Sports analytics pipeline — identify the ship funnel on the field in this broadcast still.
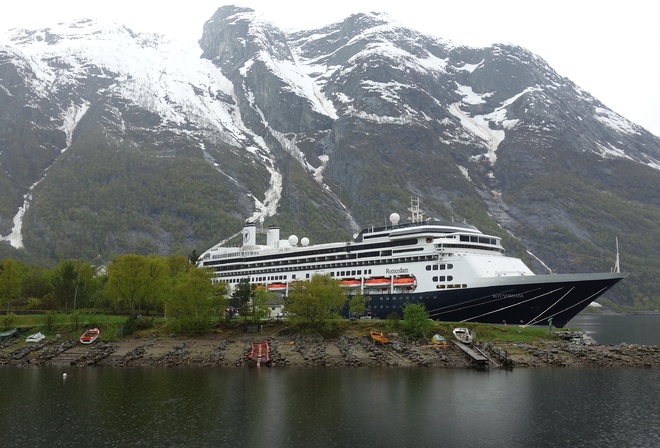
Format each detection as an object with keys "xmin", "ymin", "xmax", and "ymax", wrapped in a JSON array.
[
  {"xmin": 242, "ymin": 221, "xmax": 257, "ymax": 247},
  {"xmin": 267, "ymin": 226, "xmax": 280, "ymax": 247}
]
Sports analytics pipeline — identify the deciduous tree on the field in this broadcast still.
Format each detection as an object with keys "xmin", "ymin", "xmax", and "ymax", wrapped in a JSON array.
[
  {"xmin": 402, "ymin": 303, "xmax": 433, "ymax": 338},
  {"xmin": 105, "ymin": 254, "xmax": 168, "ymax": 317},
  {"xmin": 286, "ymin": 274, "xmax": 345, "ymax": 330}
]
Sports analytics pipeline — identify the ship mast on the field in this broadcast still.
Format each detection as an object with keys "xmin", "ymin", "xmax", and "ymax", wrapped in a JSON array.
[
  {"xmin": 408, "ymin": 197, "xmax": 425, "ymax": 223},
  {"xmin": 612, "ymin": 237, "xmax": 621, "ymax": 273}
]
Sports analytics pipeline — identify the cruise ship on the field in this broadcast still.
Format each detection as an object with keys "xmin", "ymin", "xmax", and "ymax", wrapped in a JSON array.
[{"xmin": 198, "ymin": 200, "xmax": 626, "ymax": 327}]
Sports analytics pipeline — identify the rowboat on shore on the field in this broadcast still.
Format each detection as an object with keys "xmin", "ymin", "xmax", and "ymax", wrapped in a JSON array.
[
  {"xmin": 0, "ymin": 327, "xmax": 18, "ymax": 343},
  {"xmin": 26, "ymin": 332, "xmax": 46, "ymax": 343},
  {"xmin": 453, "ymin": 327, "xmax": 475, "ymax": 344},
  {"xmin": 432, "ymin": 334, "xmax": 447, "ymax": 345},
  {"xmin": 370, "ymin": 329, "xmax": 389, "ymax": 344},
  {"xmin": 80, "ymin": 328, "xmax": 100, "ymax": 344}
]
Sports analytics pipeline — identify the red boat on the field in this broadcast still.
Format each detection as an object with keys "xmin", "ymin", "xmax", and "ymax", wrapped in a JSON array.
[
  {"xmin": 249, "ymin": 341, "xmax": 271, "ymax": 366},
  {"xmin": 80, "ymin": 328, "xmax": 100, "ymax": 344}
]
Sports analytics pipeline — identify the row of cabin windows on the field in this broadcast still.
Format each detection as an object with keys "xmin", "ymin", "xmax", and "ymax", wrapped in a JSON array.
[
  {"xmin": 213, "ymin": 255, "xmax": 436, "ymax": 278},
  {"xmin": 425, "ymin": 263, "xmax": 453, "ymax": 271},
  {"xmin": 208, "ymin": 238, "xmax": 418, "ymax": 267},
  {"xmin": 460, "ymin": 235, "xmax": 497, "ymax": 245},
  {"xmin": 439, "ymin": 243, "xmax": 504, "ymax": 253},
  {"xmin": 220, "ymin": 269, "xmax": 376, "ymax": 284},
  {"xmin": 432, "ymin": 276, "xmax": 453, "ymax": 282},
  {"xmin": 365, "ymin": 288, "xmax": 473, "ymax": 307}
]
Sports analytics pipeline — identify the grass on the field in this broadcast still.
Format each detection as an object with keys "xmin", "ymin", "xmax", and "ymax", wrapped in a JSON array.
[
  {"xmin": 3, "ymin": 312, "xmax": 567, "ymax": 345},
  {"xmin": 1, "ymin": 313, "xmax": 166, "ymax": 342},
  {"xmin": 334, "ymin": 319, "xmax": 562, "ymax": 344}
]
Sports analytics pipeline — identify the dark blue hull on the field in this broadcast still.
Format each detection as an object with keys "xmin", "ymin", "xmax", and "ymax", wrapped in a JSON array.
[{"xmin": 353, "ymin": 272, "xmax": 626, "ymax": 328}]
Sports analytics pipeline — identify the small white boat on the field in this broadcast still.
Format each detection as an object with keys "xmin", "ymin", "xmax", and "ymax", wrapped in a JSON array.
[
  {"xmin": 453, "ymin": 327, "xmax": 475, "ymax": 344},
  {"xmin": 25, "ymin": 332, "xmax": 46, "ymax": 343}
]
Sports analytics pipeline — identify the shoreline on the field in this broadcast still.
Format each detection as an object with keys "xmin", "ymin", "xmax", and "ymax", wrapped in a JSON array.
[{"xmin": 2, "ymin": 329, "xmax": 658, "ymax": 369}]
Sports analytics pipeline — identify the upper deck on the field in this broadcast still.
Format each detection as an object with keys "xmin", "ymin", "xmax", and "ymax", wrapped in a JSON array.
[{"xmin": 355, "ymin": 220, "xmax": 481, "ymax": 242}]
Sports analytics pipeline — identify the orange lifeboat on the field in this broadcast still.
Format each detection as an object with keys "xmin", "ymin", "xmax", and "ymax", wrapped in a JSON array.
[
  {"xmin": 393, "ymin": 276, "xmax": 416, "ymax": 286},
  {"xmin": 364, "ymin": 277, "xmax": 391, "ymax": 287},
  {"xmin": 340, "ymin": 279, "xmax": 361, "ymax": 288},
  {"xmin": 268, "ymin": 283, "xmax": 287, "ymax": 292}
]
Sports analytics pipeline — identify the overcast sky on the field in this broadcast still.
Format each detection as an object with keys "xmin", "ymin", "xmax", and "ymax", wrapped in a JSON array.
[{"xmin": 2, "ymin": 0, "xmax": 658, "ymax": 136}]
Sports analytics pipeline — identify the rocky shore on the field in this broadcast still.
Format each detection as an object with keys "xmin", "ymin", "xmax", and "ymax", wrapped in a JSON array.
[{"xmin": 1, "ymin": 328, "xmax": 658, "ymax": 369}]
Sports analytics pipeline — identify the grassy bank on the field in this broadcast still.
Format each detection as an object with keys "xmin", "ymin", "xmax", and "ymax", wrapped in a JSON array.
[{"xmin": 3, "ymin": 313, "xmax": 564, "ymax": 345}]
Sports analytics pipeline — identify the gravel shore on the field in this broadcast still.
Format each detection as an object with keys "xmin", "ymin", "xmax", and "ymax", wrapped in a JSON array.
[{"xmin": 2, "ymin": 326, "xmax": 658, "ymax": 369}]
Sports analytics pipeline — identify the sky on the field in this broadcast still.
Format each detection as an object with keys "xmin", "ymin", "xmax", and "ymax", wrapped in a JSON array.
[{"xmin": 1, "ymin": 0, "xmax": 658, "ymax": 136}]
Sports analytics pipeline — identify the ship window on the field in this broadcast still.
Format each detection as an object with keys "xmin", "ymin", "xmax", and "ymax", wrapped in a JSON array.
[
  {"xmin": 433, "ymin": 265, "xmax": 438, "ymax": 271},
  {"xmin": 426, "ymin": 265, "xmax": 431, "ymax": 271},
  {"xmin": 447, "ymin": 276, "xmax": 453, "ymax": 281},
  {"xmin": 439, "ymin": 276, "xmax": 445, "ymax": 281},
  {"xmin": 448, "ymin": 264, "xmax": 453, "ymax": 269},
  {"xmin": 460, "ymin": 235, "xmax": 469, "ymax": 242},
  {"xmin": 433, "ymin": 276, "xmax": 438, "ymax": 282},
  {"xmin": 439, "ymin": 265, "xmax": 445, "ymax": 270}
]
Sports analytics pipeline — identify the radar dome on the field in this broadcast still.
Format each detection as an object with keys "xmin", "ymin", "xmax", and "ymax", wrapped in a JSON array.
[
  {"xmin": 390, "ymin": 213, "xmax": 400, "ymax": 225},
  {"xmin": 288, "ymin": 235, "xmax": 299, "ymax": 246},
  {"xmin": 301, "ymin": 237, "xmax": 310, "ymax": 247}
]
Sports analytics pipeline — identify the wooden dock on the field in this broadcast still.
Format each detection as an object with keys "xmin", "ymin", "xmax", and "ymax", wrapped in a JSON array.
[{"xmin": 452, "ymin": 340, "xmax": 489, "ymax": 369}]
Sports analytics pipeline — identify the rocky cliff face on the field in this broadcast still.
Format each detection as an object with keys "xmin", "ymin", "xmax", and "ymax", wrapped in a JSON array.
[{"xmin": 1, "ymin": 6, "xmax": 658, "ymax": 308}]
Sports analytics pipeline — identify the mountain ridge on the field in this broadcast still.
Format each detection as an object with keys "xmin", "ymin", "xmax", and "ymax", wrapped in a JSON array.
[{"xmin": 0, "ymin": 5, "xmax": 658, "ymax": 309}]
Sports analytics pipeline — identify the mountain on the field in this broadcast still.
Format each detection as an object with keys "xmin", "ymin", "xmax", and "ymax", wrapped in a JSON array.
[{"xmin": 0, "ymin": 6, "xmax": 658, "ymax": 309}]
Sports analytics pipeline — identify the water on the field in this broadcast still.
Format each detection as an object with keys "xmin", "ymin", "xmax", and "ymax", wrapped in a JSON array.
[
  {"xmin": 2, "ymin": 314, "xmax": 658, "ymax": 448},
  {"xmin": 568, "ymin": 313, "xmax": 660, "ymax": 345}
]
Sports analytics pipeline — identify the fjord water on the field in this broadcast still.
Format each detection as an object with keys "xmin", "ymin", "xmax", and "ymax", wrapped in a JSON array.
[
  {"xmin": 2, "ymin": 315, "xmax": 658, "ymax": 448},
  {"xmin": 568, "ymin": 313, "xmax": 660, "ymax": 345}
]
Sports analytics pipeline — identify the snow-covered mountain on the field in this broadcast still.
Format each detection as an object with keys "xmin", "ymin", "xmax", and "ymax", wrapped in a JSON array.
[{"xmin": 1, "ymin": 6, "xmax": 658, "ymax": 308}]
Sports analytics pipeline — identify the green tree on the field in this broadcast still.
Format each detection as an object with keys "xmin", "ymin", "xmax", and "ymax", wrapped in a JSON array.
[
  {"xmin": 348, "ymin": 292, "xmax": 369, "ymax": 318},
  {"xmin": 402, "ymin": 303, "xmax": 433, "ymax": 338},
  {"xmin": 249, "ymin": 289, "xmax": 271, "ymax": 323},
  {"xmin": 51, "ymin": 260, "xmax": 80, "ymax": 311},
  {"xmin": 21, "ymin": 264, "xmax": 52, "ymax": 306},
  {"xmin": 167, "ymin": 267, "xmax": 227, "ymax": 334},
  {"xmin": 105, "ymin": 254, "xmax": 169, "ymax": 317},
  {"xmin": 0, "ymin": 259, "xmax": 26, "ymax": 313},
  {"xmin": 286, "ymin": 274, "xmax": 346, "ymax": 330},
  {"xmin": 50, "ymin": 260, "xmax": 88, "ymax": 311},
  {"xmin": 231, "ymin": 278, "xmax": 254, "ymax": 319}
]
